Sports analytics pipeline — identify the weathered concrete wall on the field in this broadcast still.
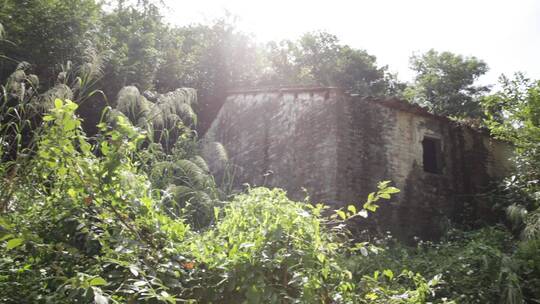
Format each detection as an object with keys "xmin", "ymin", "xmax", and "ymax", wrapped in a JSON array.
[
  {"xmin": 204, "ymin": 88, "xmax": 344, "ymax": 202},
  {"xmin": 335, "ymin": 97, "xmax": 513, "ymax": 239},
  {"xmin": 204, "ymin": 88, "xmax": 513, "ymax": 240}
]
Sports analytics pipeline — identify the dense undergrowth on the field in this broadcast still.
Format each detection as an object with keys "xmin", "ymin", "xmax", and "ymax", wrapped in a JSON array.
[
  {"xmin": 1, "ymin": 5, "xmax": 540, "ymax": 300},
  {"xmin": 0, "ymin": 99, "xmax": 439, "ymax": 303},
  {"xmin": 0, "ymin": 63, "xmax": 538, "ymax": 303},
  {"xmin": 1, "ymin": 95, "xmax": 539, "ymax": 303}
]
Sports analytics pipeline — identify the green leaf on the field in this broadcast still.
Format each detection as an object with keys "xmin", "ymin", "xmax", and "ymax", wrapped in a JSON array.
[
  {"xmin": 89, "ymin": 277, "xmax": 107, "ymax": 286},
  {"xmin": 363, "ymin": 201, "xmax": 379, "ymax": 212},
  {"xmin": 336, "ymin": 210, "xmax": 347, "ymax": 220},
  {"xmin": 0, "ymin": 234, "xmax": 13, "ymax": 241},
  {"xmin": 80, "ymin": 140, "xmax": 91, "ymax": 154},
  {"xmin": 383, "ymin": 269, "xmax": 394, "ymax": 280},
  {"xmin": 214, "ymin": 206, "xmax": 220, "ymax": 221},
  {"xmin": 67, "ymin": 189, "xmax": 77, "ymax": 198},
  {"xmin": 379, "ymin": 193, "xmax": 391, "ymax": 199},
  {"xmin": 377, "ymin": 180, "xmax": 390, "ymax": 189},
  {"xmin": 42, "ymin": 115, "xmax": 54, "ymax": 122},
  {"xmin": 65, "ymin": 100, "xmax": 78, "ymax": 111},
  {"xmin": 347, "ymin": 205, "xmax": 356, "ymax": 214},
  {"xmin": 160, "ymin": 291, "xmax": 176, "ymax": 303},
  {"xmin": 63, "ymin": 119, "xmax": 77, "ymax": 131},
  {"xmin": 239, "ymin": 242, "xmax": 255, "ymax": 249},
  {"xmin": 54, "ymin": 99, "xmax": 63, "ymax": 109},
  {"xmin": 429, "ymin": 273, "xmax": 442, "ymax": 286},
  {"xmin": 133, "ymin": 280, "xmax": 146, "ymax": 287},
  {"xmin": 366, "ymin": 292, "xmax": 378, "ymax": 300},
  {"xmin": 385, "ymin": 186, "xmax": 400, "ymax": 194},
  {"xmin": 6, "ymin": 238, "xmax": 24, "ymax": 250},
  {"xmin": 100, "ymin": 142, "xmax": 110, "ymax": 155}
]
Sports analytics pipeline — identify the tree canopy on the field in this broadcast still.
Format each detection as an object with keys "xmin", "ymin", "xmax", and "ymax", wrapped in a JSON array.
[
  {"xmin": 261, "ymin": 31, "xmax": 401, "ymax": 96},
  {"xmin": 406, "ymin": 49, "xmax": 489, "ymax": 118},
  {"xmin": 0, "ymin": 0, "xmax": 101, "ymax": 86}
]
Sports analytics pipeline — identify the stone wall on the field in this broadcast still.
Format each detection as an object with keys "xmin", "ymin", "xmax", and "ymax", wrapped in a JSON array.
[
  {"xmin": 335, "ymin": 97, "xmax": 513, "ymax": 239},
  {"xmin": 204, "ymin": 88, "xmax": 513, "ymax": 240},
  {"xmin": 204, "ymin": 88, "xmax": 345, "ymax": 202}
]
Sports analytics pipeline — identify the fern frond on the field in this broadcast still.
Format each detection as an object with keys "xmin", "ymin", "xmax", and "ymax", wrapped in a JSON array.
[
  {"xmin": 164, "ymin": 184, "xmax": 215, "ymax": 228},
  {"xmin": 155, "ymin": 88, "xmax": 198, "ymax": 127},
  {"xmin": 166, "ymin": 184, "xmax": 197, "ymax": 200},
  {"xmin": 157, "ymin": 88, "xmax": 197, "ymax": 106},
  {"xmin": 523, "ymin": 208, "xmax": 540, "ymax": 239},
  {"xmin": 116, "ymin": 86, "xmax": 151, "ymax": 125},
  {"xmin": 114, "ymin": 86, "xmax": 197, "ymax": 150},
  {"xmin": 42, "ymin": 84, "xmax": 74, "ymax": 110},
  {"xmin": 498, "ymin": 255, "xmax": 523, "ymax": 304},
  {"xmin": 506, "ymin": 204, "xmax": 527, "ymax": 227},
  {"xmin": 202, "ymin": 141, "xmax": 229, "ymax": 172},
  {"xmin": 191, "ymin": 155, "xmax": 210, "ymax": 173},
  {"xmin": 174, "ymin": 159, "xmax": 210, "ymax": 188},
  {"xmin": 78, "ymin": 48, "xmax": 105, "ymax": 81}
]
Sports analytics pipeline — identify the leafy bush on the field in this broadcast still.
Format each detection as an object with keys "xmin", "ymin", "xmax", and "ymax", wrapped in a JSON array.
[
  {"xmin": 513, "ymin": 239, "xmax": 540, "ymax": 301},
  {"xmin": 111, "ymin": 85, "xmax": 224, "ymax": 229},
  {"xmin": 482, "ymin": 73, "xmax": 540, "ymax": 239},
  {"xmin": 0, "ymin": 100, "xmax": 190, "ymax": 303},
  {"xmin": 350, "ymin": 227, "xmax": 527, "ymax": 303},
  {"xmin": 0, "ymin": 99, "xmax": 437, "ymax": 303},
  {"xmin": 185, "ymin": 187, "xmax": 355, "ymax": 303}
]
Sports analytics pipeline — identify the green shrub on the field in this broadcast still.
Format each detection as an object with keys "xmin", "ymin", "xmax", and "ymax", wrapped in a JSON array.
[
  {"xmin": 514, "ymin": 239, "xmax": 540, "ymax": 301},
  {"xmin": 0, "ymin": 100, "xmax": 191, "ymax": 303},
  {"xmin": 184, "ymin": 187, "xmax": 355, "ymax": 303},
  {"xmin": 350, "ymin": 227, "xmax": 525, "ymax": 303},
  {"xmin": 0, "ymin": 99, "xmax": 435, "ymax": 303}
]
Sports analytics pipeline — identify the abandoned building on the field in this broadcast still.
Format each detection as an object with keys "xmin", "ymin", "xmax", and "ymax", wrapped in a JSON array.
[{"xmin": 203, "ymin": 87, "xmax": 513, "ymax": 240}]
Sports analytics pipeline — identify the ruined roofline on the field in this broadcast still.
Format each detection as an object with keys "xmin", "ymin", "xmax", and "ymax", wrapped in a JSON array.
[
  {"xmin": 227, "ymin": 86, "xmax": 343, "ymax": 95},
  {"xmin": 227, "ymin": 87, "xmax": 432, "ymax": 116},
  {"xmin": 226, "ymin": 86, "xmax": 452, "ymax": 123},
  {"xmin": 225, "ymin": 86, "xmax": 494, "ymax": 135},
  {"xmin": 358, "ymin": 96, "xmax": 497, "ymax": 136},
  {"xmin": 229, "ymin": 87, "xmax": 428, "ymax": 119},
  {"xmin": 358, "ymin": 96, "xmax": 450, "ymax": 122}
]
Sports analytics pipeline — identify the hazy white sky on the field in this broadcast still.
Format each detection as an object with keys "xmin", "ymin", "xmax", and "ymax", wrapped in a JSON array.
[{"xmin": 164, "ymin": 0, "xmax": 540, "ymax": 85}]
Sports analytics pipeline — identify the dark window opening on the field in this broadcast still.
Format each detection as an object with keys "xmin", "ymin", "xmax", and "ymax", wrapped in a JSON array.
[{"xmin": 422, "ymin": 137, "xmax": 442, "ymax": 174}]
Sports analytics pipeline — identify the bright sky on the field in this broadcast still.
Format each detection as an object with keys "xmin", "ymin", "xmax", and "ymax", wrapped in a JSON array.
[{"xmin": 164, "ymin": 0, "xmax": 540, "ymax": 85}]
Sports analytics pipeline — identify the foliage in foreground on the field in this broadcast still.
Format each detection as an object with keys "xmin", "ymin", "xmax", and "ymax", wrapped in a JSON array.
[
  {"xmin": 483, "ymin": 73, "xmax": 540, "ymax": 240},
  {"xmin": 353, "ymin": 227, "xmax": 516, "ymax": 303},
  {"xmin": 0, "ymin": 100, "xmax": 438, "ymax": 303}
]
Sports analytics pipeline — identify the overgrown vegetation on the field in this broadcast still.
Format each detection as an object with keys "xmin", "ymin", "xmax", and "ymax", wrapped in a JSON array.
[
  {"xmin": 1, "ymin": 1, "xmax": 540, "ymax": 303},
  {"xmin": 0, "ymin": 95, "xmax": 439, "ymax": 302}
]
